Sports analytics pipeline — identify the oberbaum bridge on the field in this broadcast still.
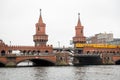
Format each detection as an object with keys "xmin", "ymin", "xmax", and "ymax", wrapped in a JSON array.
[{"xmin": 0, "ymin": 9, "xmax": 120, "ymax": 67}]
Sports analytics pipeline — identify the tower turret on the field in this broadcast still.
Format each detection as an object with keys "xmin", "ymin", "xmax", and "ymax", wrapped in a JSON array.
[
  {"xmin": 33, "ymin": 9, "xmax": 48, "ymax": 46},
  {"xmin": 73, "ymin": 13, "xmax": 86, "ymax": 44}
]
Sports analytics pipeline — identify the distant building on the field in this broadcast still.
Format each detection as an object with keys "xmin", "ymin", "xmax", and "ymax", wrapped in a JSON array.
[
  {"xmin": 87, "ymin": 33, "xmax": 113, "ymax": 44},
  {"xmin": 108, "ymin": 38, "xmax": 120, "ymax": 45}
]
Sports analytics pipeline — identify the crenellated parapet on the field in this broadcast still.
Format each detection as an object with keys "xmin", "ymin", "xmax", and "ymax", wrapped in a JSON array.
[
  {"xmin": 8, "ymin": 44, "xmax": 53, "ymax": 53},
  {"xmin": 0, "ymin": 40, "xmax": 9, "ymax": 55}
]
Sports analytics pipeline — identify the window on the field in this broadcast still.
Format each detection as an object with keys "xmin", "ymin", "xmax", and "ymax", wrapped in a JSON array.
[
  {"xmin": 38, "ymin": 27, "xmax": 40, "ymax": 31},
  {"xmin": 81, "ymin": 30, "xmax": 83, "ymax": 33}
]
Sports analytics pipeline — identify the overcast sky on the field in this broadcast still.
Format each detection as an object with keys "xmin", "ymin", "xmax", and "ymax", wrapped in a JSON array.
[{"xmin": 0, "ymin": 0, "xmax": 120, "ymax": 47}]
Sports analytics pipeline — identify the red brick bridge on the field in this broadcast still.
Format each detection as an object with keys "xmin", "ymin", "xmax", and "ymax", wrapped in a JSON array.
[
  {"xmin": 112, "ymin": 55, "xmax": 120, "ymax": 64},
  {"xmin": 0, "ymin": 54, "xmax": 56, "ymax": 67}
]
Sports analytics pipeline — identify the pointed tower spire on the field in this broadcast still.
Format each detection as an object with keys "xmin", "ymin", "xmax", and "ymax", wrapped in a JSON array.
[
  {"xmin": 73, "ymin": 12, "xmax": 86, "ymax": 46},
  {"xmin": 38, "ymin": 9, "xmax": 43, "ymax": 24},
  {"xmin": 77, "ymin": 13, "xmax": 81, "ymax": 26},
  {"xmin": 34, "ymin": 9, "xmax": 48, "ymax": 46}
]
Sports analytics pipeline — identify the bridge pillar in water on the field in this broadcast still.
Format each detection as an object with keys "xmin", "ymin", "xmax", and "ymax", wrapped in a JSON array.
[
  {"xmin": 0, "ymin": 55, "xmax": 17, "ymax": 67},
  {"xmin": 56, "ymin": 52, "xmax": 70, "ymax": 66},
  {"xmin": 5, "ymin": 55, "xmax": 17, "ymax": 67}
]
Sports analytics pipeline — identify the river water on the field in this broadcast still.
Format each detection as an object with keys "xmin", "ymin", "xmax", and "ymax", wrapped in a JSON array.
[{"xmin": 0, "ymin": 65, "xmax": 120, "ymax": 80}]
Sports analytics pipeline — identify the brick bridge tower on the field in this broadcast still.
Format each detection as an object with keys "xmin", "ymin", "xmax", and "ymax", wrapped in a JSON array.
[
  {"xmin": 33, "ymin": 9, "xmax": 48, "ymax": 46},
  {"xmin": 73, "ymin": 13, "xmax": 86, "ymax": 54},
  {"xmin": 73, "ymin": 13, "xmax": 86, "ymax": 44}
]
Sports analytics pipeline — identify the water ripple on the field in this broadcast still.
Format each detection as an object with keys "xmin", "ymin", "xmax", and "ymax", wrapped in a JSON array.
[{"xmin": 0, "ymin": 65, "xmax": 120, "ymax": 80}]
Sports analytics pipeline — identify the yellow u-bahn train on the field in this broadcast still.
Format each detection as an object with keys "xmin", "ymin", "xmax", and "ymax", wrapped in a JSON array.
[{"xmin": 75, "ymin": 43, "xmax": 120, "ymax": 49}]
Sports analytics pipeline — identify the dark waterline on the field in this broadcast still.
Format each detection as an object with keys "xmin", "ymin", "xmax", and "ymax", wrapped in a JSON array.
[{"xmin": 0, "ymin": 65, "xmax": 120, "ymax": 80}]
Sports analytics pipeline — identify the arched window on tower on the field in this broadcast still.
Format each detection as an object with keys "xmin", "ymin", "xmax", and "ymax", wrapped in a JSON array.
[
  {"xmin": 38, "ymin": 26, "xmax": 40, "ymax": 31},
  {"xmin": 81, "ymin": 30, "xmax": 83, "ymax": 33}
]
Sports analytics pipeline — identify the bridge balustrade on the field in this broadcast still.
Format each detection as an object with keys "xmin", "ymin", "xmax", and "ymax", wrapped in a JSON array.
[
  {"xmin": 74, "ymin": 54, "xmax": 100, "ymax": 57},
  {"xmin": 0, "ymin": 52, "xmax": 55, "ymax": 57}
]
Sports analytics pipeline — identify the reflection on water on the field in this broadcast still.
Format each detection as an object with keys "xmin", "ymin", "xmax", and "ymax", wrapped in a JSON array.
[
  {"xmin": 17, "ymin": 61, "xmax": 33, "ymax": 66},
  {"xmin": 0, "ymin": 65, "xmax": 120, "ymax": 80}
]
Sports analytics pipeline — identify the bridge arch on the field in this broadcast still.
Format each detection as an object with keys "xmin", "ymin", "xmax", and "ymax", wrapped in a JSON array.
[
  {"xmin": 16, "ymin": 58, "xmax": 55, "ymax": 66},
  {"xmin": 37, "ymin": 50, "xmax": 40, "ymax": 53},
  {"xmin": 87, "ymin": 51, "xmax": 90, "ymax": 54},
  {"xmin": 0, "ymin": 61, "xmax": 5, "ymax": 67},
  {"xmin": 1, "ymin": 50, "xmax": 6, "ymax": 56},
  {"xmin": 45, "ymin": 50, "xmax": 49, "ymax": 53},
  {"xmin": 115, "ymin": 60, "xmax": 120, "ymax": 65},
  {"xmin": 93, "ymin": 51, "xmax": 95, "ymax": 54}
]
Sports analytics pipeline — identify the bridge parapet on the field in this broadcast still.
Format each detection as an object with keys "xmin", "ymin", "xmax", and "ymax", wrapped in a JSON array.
[
  {"xmin": 73, "ymin": 54, "xmax": 100, "ymax": 57},
  {"xmin": 16, "ymin": 54, "xmax": 56, "ymax": 57},
  {"xmin": 13, "ymin": 52, "xmax": 55, "ymax": 56}
]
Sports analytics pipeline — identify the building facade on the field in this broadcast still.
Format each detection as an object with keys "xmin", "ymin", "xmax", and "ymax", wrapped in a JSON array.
[
  {"xmin": 87, "ymin": 33, "xmax": 113, "ymax": 44},
  {"xmin": 108, "ymin": 38, "xmax": 120, "ymax": 45}
]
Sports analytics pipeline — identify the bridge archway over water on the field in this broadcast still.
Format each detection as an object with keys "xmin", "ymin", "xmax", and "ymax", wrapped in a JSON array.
[
  {"xmin": 115, "ymin": 60, "xmax": 120, "ymax": 65},
  {"xmin": 17, "ymin": 59, "xmax": 55, "ymax": 66},
  {"xmin": 0, "ymin": 62, "xmax": 5, "ymax": 67}
]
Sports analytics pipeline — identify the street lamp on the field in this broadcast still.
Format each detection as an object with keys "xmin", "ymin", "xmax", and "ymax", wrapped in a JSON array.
[
  {"xmin": 10, "ymin": 41, "xmax": 11, "ymax": 46},
  {"xmin": 58, "ymin": 41, "xmax": 60, "ymax": 48}
]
